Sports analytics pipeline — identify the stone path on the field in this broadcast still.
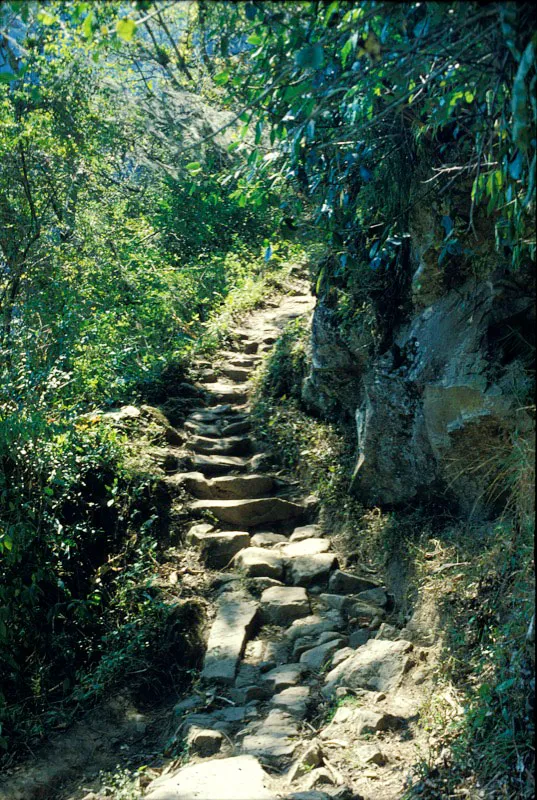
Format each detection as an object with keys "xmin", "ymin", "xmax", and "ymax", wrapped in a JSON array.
[{"xmin": 145, "ymin": 292, "xmax": 432, "ymax": 800}]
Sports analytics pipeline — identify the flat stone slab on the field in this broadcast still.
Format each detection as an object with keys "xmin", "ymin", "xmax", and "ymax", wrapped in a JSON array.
[
  {"xmin": 188, "ymin": 406, "xmax": 235, "ymax": 422},
  {"xmin": 189, "ymin": 434, "xmax": 252, "ymax": 457},
  {"xmin": 145, "ymin": 755, "xmax": 275, "ymax": 800},
  {"xmin": 220, "ymin": 352, "xmax": 261, "ymax": 366},
  {"xmin": 285, "ymin": 612, "xmax": 344, "ymax": 643},
  {"xmin": 271, "ymin": 685, "xmax": 310, "ymax": 717},
  {"xmin": 262, "ymin": 663, "xmax": 305, "ymax": 692},
  {"xmin": 182, "ymin": 472, "xmax": 274, "ymax": 500},
  {"xmin": 289, "ymin": 524, "xmax": 322, "ymax": 542},
  {"xmin": 184, "ymin": 420, "xmax": 222, "ymax": 437},
  {"xmin": 280, "ymin": 538, "xmax": 330, "ymax": 557},
  {"xmin": 241, "ymin": 709, "xmax": 299, "ymax": 761},
  {"xmin": 260, "ymin": 586, "xmax": 311, "ymax": 625},
  {"xmin": 234, "ymin": 548, "xmax": 285, "ymax": 579},
  {"xmin": 220, "ymin": 365, "xmax": 251, "ymax": 382},
  {"xmin": 191, "ymin": 454, "xmax": 250, "ymax": 475},
  {"xmin": 201, "ymin": 592, "xmax": 259, "ymax": 685},
  {"xmin": 299, "ymin": 638, "xmax": 345, "ymax": 671},
  {"xmin": 328, "ymin": 570, "xmax": 381, "ymax": 595},
  {"xmin": 199, "ymin": 532, "xmax": 251, "ymax": 569},
  {"xmin": 221, "ymin": 419, "xmax": 251, "ymax": 437},
  {"xmin": 287, "ymin": 554, "xmax": 338, "ymax": 587},
  {"xmin": 251, "ymin": 532, "xmax": 288, "ymax": 547},
  {"xmin": 322, "ymin": 638, "xmax": 414, "ymax": 697},
  {"xmin": 202, "ymin": 382, "xmax": 249, "ymax": 404},
  {"xmin": 190, "ymin": 497, "xmax": 304, "ymax": 527}
]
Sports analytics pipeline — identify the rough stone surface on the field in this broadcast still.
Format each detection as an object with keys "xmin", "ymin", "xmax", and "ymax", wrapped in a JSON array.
[
  {"xmin": 251, "ymin": 532, "xmax": 288, "ymax": 547},
  {"xmin": 234, "ymin": 548, "xmax": 285, "ymax": 580},
  {"xmin": 241, "ymin": 709, "xmax": 299, "ymax": 762},
  {"xmin": 198, "ymin": 532, "xmax": 250, "ymax": 569},
  {"xmin": 323, "ymin": 638, "xmax": 413, "ymax": 696},
  {"xmin": 201, "ymin": 593, "xmax": 259, "ymax": 685},
  {"xmin": 355, "ymin": 743, "xmax": 386, "ymax": 766},
  {"xmin": 375, "ymin": 623, "xmax": 401, "ymax": 640},
  {"xmin": 287, "ymin": 553, "xmax": 337, "ymax": 587},
  {"xmin": 345, "ymin": 599, "xmax": 385, "ymax": 621},
  {"xmin": 189, "ymin": 434, "xmax": 252, "ymax": 457},
  {"xmin": 286, "ymin": 613, "xmax": 343, "ymax": 643},
  {"xmin": 183, "ymin": 473, "xmax": 274, "ymax": 500},
  {"xmin": 191, "ymin": 453, "xmax": 250, "ymax": 475},
  {"xmin": 186, "ymin": 522, "xmax": 214, "ymax": 544},
  {"xmin": 271, "ymin": 686, "xmax": 310, "ymax": 717},
  {"xmin": 356, "ymin": 587, "xmax": 388, "ymax": 607},
  {"xmin": 281, "ymin": 538, "xmax": 331, "ymax": 558},
  {"xmin": 260, "ymin": 586, "xmax": 311, "ymax": 626},
  {"xmin": 331, "ymin": 647, "xmax": 355, "ymax": 668},
  {"xmin": 355, "ymin": 707, "xmax": 404, "ymax": 734},
  {"xmin": 186, "ymin": 727, "xmax": 224, "ymax": 757},
  {"xmin": 262, "ymin": 663, "xmax": 304, "ymax": 692},
  {"xmin": 349, "ymin": 629, "xmax": 371, "ymax": 648},
  {"xmin": 202, "ymin": 382, "xmax": 249, "ymax": 404},
  {"xmin": 144, "ymin": 755, "xmax": 275, "ymax": 800},
  {"xmin": 191, "ymin": 497, "xmax": 304, "ymax": 527},
  {"xmin": 222, "ymin": 419, "xmax": 251, "ymax": 437},
  {"xmin": 299, "ymin": 638, "xmax": 345, "ymax": 671},
  {"xmin": 287, "ymin": 743, "xmax": 324, "ymax": 783},
  {"xmin": 328, "ymin": 570, "xmax": 380, "ymax": 595},
  {"xmin": 289, "ymin": 524, "xmax": 322, "ymax": 542}
]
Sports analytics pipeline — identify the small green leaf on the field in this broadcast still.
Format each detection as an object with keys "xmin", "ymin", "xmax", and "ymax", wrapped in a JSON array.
[
  {"xmin": 82, "ymin": 10, "xmax": 95, "ymax": 39},
  {"xmin": 247, "ymin": 33, "xmax": 262, "ymax": 46},
  {"xmin": 213, "ymin": 70, "xmax": 229, "ymax": 86},
  {"xmin": 295, "ymin": 43, "xmax": 324, "ymax": 70},
  {"xmin": 37, "ymin": 10, "xmax": 56, "ymax": 25},
  {"xmin": 186, "ymin": 161, "xmax": 202, "ymax": 175},
  {"xmin": 116, "ymin": 18, "xmax": 136, "ymax": 42}
]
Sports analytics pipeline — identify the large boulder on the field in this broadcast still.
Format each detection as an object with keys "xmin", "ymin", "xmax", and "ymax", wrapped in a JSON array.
[
  {"xmin": 352, "ymin": 279, "xmax": 534, "ymax": 510},
  {"xmin": 322, "ymin": 638, "xmax": 413, "ymax": 697}
]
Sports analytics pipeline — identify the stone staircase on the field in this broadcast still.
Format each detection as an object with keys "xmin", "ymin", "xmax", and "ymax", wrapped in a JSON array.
[{"xmin": 144, "ymin": 294, "xmax": 431, "ymax": 800}]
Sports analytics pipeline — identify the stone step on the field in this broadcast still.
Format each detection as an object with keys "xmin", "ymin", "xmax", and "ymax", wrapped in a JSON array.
[
  {"xmin": 221, "ymin": 419, "xmax": 251, "ymax": 437},
  {"xmin": 144, "ymin": 755, "xmax": 275, "ymax": 800},
  {"xmin": 240, "ymin": 709, "xmax": 299, "ymax": 762},
  {"xmin": 234, "ymin": 547, "xmax": 285, "ymax": 580},
  {"xmin": 190, "ymin": 497, "xmax": 304, "ymax": 527},
  {"xmin": 220, "ymin": 352, "xmax": 261, "ymax": 367},
  {"xmin": 260, "ymin": 586, "xmax": 311, "ymax": 626},
  {"xmin": 189, "ymin": 435, "xmax": 252, "ymax": 457},
  {"xmin": 220, "ymin": 365, "xmax": 251, "ymax": 383},
  {"xmin": 185, "ymin": 420, "xmax": 222, "ymax": 438},
  {"xmin": 188, "ymin": 405, "xmax": 236, "ymax": 421},
  {"xmin": 181, "ymin": 472, "xmax": 275, "ymax": 500},
  {"xmin": 197, "ymin": 532, "xmax": 251, "ymax": 569},
  {"xmin": 191, "ymin": 454, "xmax": 251, "ymax": 476},
  {"xmin": 286, "ymin": 553, "xmax": 338, "ymax": 587},
  {"xmin": 201, "ymin": 382, "xmax": 249, "ymax": 404},
  {"xmin": 278, "ymin": 537, "xmax": 331, "ymax": 558},
  {"xmin": 201, "ymin": 592, "xmax": 259, "ymax": 685},
  {"xmin": 242, "ymin": 340, "xmax": 259, "ymax": 355}
]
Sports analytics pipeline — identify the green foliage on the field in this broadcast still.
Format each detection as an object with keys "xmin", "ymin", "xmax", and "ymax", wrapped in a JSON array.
[
  {"xmin": 406, "ymin": 520, "xmax": 535, "ymax": 798},
  {"xmin": 0, "ymin": 0, "xmax": 287, "ymax": 759},
  {"xmin": 202, "ymin": 1, "xmax": 535, "ymax": 300}
]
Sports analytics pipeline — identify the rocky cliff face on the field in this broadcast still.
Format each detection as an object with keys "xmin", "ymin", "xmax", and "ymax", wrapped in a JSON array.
[{"xmin": 303, "ymin": 261, "xmax": 534, "ymax": 514}]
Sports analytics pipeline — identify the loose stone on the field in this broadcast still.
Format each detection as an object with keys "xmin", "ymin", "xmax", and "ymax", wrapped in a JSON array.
[{"xmin": 260, "ymin": 585, "xmax": 311, "ymax": 626}]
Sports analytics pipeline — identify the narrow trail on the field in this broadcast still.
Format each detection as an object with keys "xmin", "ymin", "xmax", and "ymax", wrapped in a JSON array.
[
  {"xmin": 0, "ymin": 284, "xmax": 435, "ymax": 800},
  {"xmin": 146, "ymin": 288, "xmax": 434, "ymax": 800}
]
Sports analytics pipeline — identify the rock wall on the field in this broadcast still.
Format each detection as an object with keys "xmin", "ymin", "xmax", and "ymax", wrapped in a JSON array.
[{"xmin": 303, "ymin": 271, "xmax": 535, "ymax": 513}]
